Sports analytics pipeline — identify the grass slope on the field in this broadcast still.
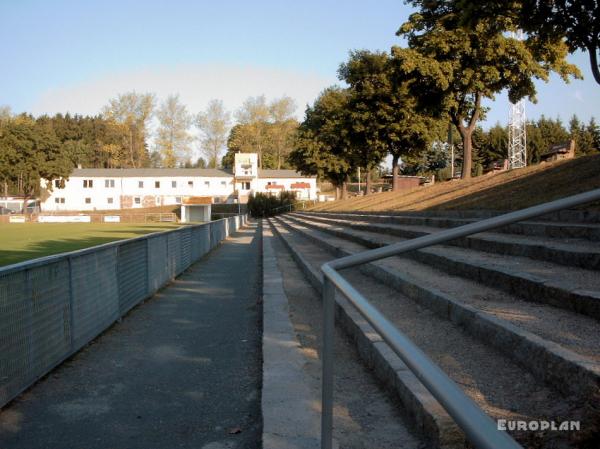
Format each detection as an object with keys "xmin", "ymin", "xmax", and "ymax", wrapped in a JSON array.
[
  {"xmin": 311, "ymin": 154, "xmax": 600, "ymax": 213},
  {"xmin": 0, "ymin": 223, "xmax": 180, "ymax": 268}
]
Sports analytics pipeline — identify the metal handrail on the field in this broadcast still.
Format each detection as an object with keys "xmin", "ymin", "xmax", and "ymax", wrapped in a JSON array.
[
  {"xmin": 319, "ymin": 188, "xmax": 600, "ymax": 449},
  {"xmin": 271, "ymin": 203, "xmax": 294, "ymax": 214}
]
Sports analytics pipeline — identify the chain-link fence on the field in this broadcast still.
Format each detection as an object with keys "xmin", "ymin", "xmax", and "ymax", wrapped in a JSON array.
[{"xmin": 0, "ymin": 214, "xmax": 247, "ymax": 407}]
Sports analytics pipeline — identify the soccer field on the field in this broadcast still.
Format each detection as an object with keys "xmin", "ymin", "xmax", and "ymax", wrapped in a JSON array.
[{"xmin": 0, "ymin": 222, "xmax": 181, "ymax": 268}]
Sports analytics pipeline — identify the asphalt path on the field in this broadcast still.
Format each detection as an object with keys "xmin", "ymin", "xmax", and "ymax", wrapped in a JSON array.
[{"xmin": 0, "ymin": 222, "xmax": 262, "ymax": 449}]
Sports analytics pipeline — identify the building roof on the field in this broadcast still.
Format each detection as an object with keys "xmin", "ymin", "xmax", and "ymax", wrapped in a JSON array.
[
  {"xmin": 182, "ymin": 196, "xmax": 212, "ymax": 205},
  {"xmin": 70, "ymin": 168, "xmax": 233, "ymax": 178},
  {"xmin": 68, "ymin": 167, "xmax": 314, "ymax": 179},
  {"xmin": 258, "ymin": 169, "xmax": 312, "ymax": 178}
]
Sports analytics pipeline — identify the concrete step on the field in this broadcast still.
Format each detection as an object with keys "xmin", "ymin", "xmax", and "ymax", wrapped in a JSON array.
[
  {"xmin": 301, "ymin": 211, "xmax": 600, "ymax": 242},
  {"xmin": 287, "ymin": 213, "xmax": 600, "ymax": 321},
  {"xmin": 293, "ymin": 213, "xmax": 600, "ymax": 271},
  {"xmin": 275, "ymin": 215, "xmax": 600, "ymax": 400},
  {"xmin": 270, "ymin": 217, "xmax": 598, "ymax": 448},
  {"xmin": 313, "ymin": 208, "xmax": 600, "ymax": 224},
  {"xmin": 266, "ymin": 223, "xmax": 424, "ymax": 449},
  {"xmin": 292, "ymin": 213, "xmax": 600, "ymax": 270}
]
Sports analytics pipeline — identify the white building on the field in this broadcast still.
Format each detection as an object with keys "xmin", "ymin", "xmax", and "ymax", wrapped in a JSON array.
[{"xmin": 41, "ymin": 153, "xmax": 317, "ymax": 212}]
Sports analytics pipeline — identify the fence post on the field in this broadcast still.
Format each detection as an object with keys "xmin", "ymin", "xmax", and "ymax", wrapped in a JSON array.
[
  {"xmin": 68, "ymin": 256, "xmax": 75, "ymax": 351},
  {"xmin": 321, "ymin": 276, "xmax": 335, "ymax": 449}
]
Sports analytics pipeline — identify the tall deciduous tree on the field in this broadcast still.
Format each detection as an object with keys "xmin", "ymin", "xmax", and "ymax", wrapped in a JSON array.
[
  {"xmin": 269, "ymin": 96, "xmax": 298, "ymax": 169},
  {"xmin": 196, "ymin": 99, "xmax": 231, "ymax": 168},
  {"xmin": 234, "ymin": 95, "xmax": 271, "ymax": 169},
  {"xmin": 395, "ymin": 0, "xmax": 580, "ymax": 178},
  {"xmin": 102, "ymin": 92, "xmax": 155, "ymax": 167},
  {"xmin": 339, "ymin": 50, "xmax": 437, "ymax": 191},
  {"xmin": 226, "ymin": 96, "xmax": 298, "ymax": 170},
  {"xmin": 155, "ymin": 94, "xmax": 193, "ymax": 168},
  {"xmin": 458, "ymin": 0, "xmax": 600, "ymax": 85},
  {"xmin": 289, "ymin": 87, "xmax": 354, "ymax": 199}
]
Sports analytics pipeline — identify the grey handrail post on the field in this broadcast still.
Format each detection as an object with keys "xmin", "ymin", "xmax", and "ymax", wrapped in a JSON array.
[{"xmin": 321, "ymin": 276, "xmax": 336, "ymax": 449}]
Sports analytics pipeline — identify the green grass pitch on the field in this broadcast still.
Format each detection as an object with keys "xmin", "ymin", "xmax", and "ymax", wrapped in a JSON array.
[{"xmin": 0, "ymin": 223, "xmax": 181, "ymax": 268}]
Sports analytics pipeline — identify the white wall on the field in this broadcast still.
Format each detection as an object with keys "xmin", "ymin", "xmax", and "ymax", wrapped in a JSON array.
[
  {"xmin": 254, "ymin": 178, "xmax": 317, "ymax": 200},
  {"xmin": 41, "ymin": 168, "xmax": 316, "ymax": 211},
  {"xmin": 43, "ymin": 175, "xmax": 235, "ymax": 211}
]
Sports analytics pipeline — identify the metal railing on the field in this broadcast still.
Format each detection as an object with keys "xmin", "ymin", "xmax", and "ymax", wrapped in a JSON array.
[
  {"xmin": 0, "ymin": 214, "xmax": 248, "ymax": 408},
  {"xmin": 319, "ymin": 188, "xmax": 600, "ymax": 449},
  {"xmin": 270, "ymin": 204, "xmax": 294, "ymax": 215}
]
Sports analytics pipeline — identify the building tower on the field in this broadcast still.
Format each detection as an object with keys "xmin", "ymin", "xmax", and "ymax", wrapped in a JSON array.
[{"xmin": 508, "ymin": 30, "xmax": 527, "ymax": 169}]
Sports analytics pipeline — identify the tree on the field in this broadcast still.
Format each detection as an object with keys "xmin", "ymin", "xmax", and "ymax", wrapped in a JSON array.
[
  {"xmin": 527, "ymin": 115, "xmax": 570, "ymax": 163},
  {"xmin": 0, "ymin": 116, "xmax": 71, "ymax": 210},
  {"xmin": 458, "ymin": 0, "xmax": 600, "ymax": 85},
  {"xmin": 269, "ymin": 96, "xmax": 299, "ymax": 169},
  {"xmin": 395, "ymin": 0, "xmax": 580, "ymax": 178},
  {"xmin": 339, "ymin": 50, "xmax": 438, "ymax": 191},
  {"xmin": 234, "ymin": 96, "xmax": 271, "ymax": 169},
  {"xmin": 0, "ymin": 106, "xmax": 11, "ymax": 130},
  {"xmin": 569, "ymin": 114, "xmax": 598, "ymax": 155},
  {"xmin": 102, "ymin": 91, "xmax": 155, "ymax": 167},
  {"xmin": 155, "ymin": 94, "xmax": 193, "ymax": 168},
  {"xmin": 196, "ymin": 99, "xmax": 231, "ymax": 168},
  {"xmin": 588, "ymin": 117, "xmax": 600, "ymax": 152},
  {"xmin": 289, "ymin": 87, "xmax": 354, "ymax": 199},
  {"xmin": 0, "ymin": 109, "xmax": 14, "ymax": 197},
  {"xmin": 225, "ymin": 95, "xmax": 299, "ymax": 170}
]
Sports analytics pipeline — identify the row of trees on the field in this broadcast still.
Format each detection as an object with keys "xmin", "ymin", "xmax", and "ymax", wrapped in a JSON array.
[
  {"xmin": 289, "ymin": 0, "xmax": 598, "ymax": 197},
  {"xmin": 222, "ymin": 95, "xmax": 298, "ymax": 170},
  {"xmin": 0, "ymin": 92, "xmax": 300, "ymax": 200},
  {"xmin": 402, "ymin": 116, "xmax": 600, "ymax": 180}
]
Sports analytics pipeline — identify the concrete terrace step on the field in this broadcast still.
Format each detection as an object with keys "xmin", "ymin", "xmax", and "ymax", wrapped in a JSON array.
[
  {"xmin": 287, "ymin": 213, "xmax": 600, "ymax": 321},
  {"xmin": 266, "ymin": 222, "xmax": 424, "ymax": 449},
  {"xmin": 315, "ymin": 208, "xmax": 600, "ymax": 224},
  {"xmin": 275, "ymin": 215, "xmax": 600, "ymax": 402},
  {"xmin": 293, "ymin": 213, "xmax": 600, "ymax": 271},
  {"xmin": 268, "ymin": 219, "xmax": 463, "ymax": 449},
  {"xmin": 302, "ymin": 211, "xmax": 600, "ymax": 242},
  {"xmin": 269, "ymin": 217, "xmax": 598, "ymax": 449}
]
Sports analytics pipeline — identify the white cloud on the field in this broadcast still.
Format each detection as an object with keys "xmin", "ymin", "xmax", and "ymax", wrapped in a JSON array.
[{"xmin": 31, "ymin": 63, "xmax": 336, "ymax": 120}]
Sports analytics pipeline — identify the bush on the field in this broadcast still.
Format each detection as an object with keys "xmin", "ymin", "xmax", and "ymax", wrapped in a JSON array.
[
  {"xmin": 435, "ymin": 166, "xmax": 453, "ymax": 182},
  {"xmin": 247, "ymin": 191, "xmax": 297, "ymax": 217}
]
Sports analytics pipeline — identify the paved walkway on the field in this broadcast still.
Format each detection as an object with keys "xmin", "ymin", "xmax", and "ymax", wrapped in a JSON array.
[{"xmin": 0, "ymin": 223, "xmax": 262, "ymax": 449}]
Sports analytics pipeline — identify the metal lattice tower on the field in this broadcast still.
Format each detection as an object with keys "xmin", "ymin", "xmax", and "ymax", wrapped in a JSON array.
[{"xmin": 508, "ymin": 30, "xmax": 527, "ymax": 169}]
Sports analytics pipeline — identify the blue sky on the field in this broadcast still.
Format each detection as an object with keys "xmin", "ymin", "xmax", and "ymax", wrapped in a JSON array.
[{"xmin": 1, "ymin": 0, "xmax": 598, "ymax": 129}]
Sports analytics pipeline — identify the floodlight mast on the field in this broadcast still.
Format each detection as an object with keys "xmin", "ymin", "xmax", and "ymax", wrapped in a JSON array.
[{"xmin": 508, "ymin": 30, "xmax": 527, "ymax": 169}]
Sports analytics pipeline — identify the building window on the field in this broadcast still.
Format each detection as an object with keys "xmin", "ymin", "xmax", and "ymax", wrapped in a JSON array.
[
  {"xmin": 172, "ymin": 180, "xmax": 177, "ymax": 188},
  {"xmin": 204, "ymin": 181, "xmax": 210, "ymax": 187},
  {"xmin": 105, "ymin": 179, "xmax": 115, "ymax": 188},
  {"xmin": 54, "ymin": 197, "xmax": 65, "ymax": 204},
  {"xmin": 134, "ymin": 197, "xmax": 141, "ymax": 205},
  {"xmin": 138, "ymin": 181, "xmax": 144, "ymax": 188},
  {"xmin": 155, "ymin": 196, "xmax": 161, "ymax": 206},
  {"xmin": 107, "ymin": 197, "xmax": 114, "ymax": 204},
  {"xmin": 54, "ymin": 179, "xmax": 64, "ymax": 189},
  {"xmin": 83, "ymin": 179, "xmax": 93, "ymax": 188},
  {"xmin": 214, "ymin": 197, "xmax": 221, "ymax": 204},
  {"xmin": 242, "ymin": 182, "xmax": 250, "ymax": 190},
  {"xmin": 175, "ymin": 196, "xmax": 181, "ymax": 204},
  {"xmin": 155, "ymin": 181, "xmax": 160, "ymax": 188},
  {"xmin": 188, "ymin": 180, "xmax": 193, "ymax": 187},
  {"xmin": 221, "ymin": 181, "xmax": 226, "ymax": 186},
  {"xmin": 85, "ymin": 198, "xmax": 91, "ymax": 204}
]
